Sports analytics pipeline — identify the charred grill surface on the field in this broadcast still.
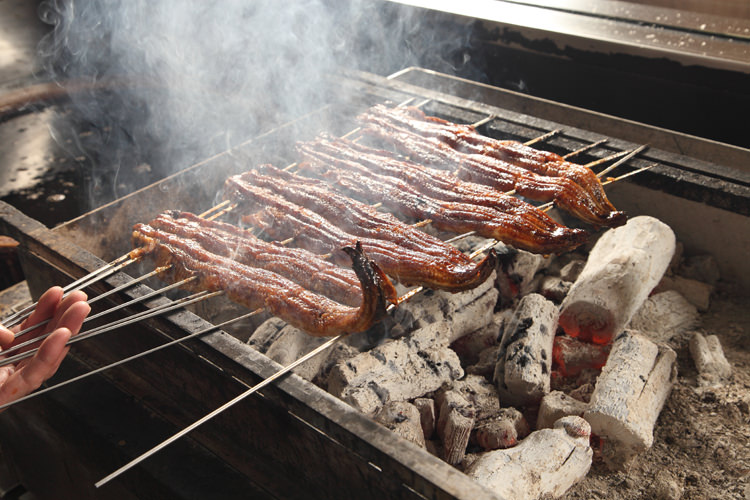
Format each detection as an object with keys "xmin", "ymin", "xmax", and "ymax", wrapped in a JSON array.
[
  {"xmin": 223, "ymin": 173, "xmax": 497, "ymax": 292},
  {"xmin": 359, "ymin": 105, "xmax": 626, "ymax": 227},
  {"xmin": 297, "ymin": 134, "xmax": 588, "ymax": 254},
  {"xmin": 146, "ymin": 210, "xmax": 395, "ymax": 307},
  {"xmin": 132, "ymin": 224, "xmax": 390, "ymax": 337}
]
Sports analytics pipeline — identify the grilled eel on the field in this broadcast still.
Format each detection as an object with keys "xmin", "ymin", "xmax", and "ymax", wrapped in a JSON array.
[
  {"xmin": 293, "ymin": 148, "xmax": 585, "ymax": 255},
  {"xmin": 146, "ymin": 210, "xmax": 397, "ymax": 306},
  {"xmin": 224, "ymin": 174, "xmax": 496, "ymax": 292},
  {"xmin": 359, "ymin": 106, "xmax": 626, "ymax": 227},
  {"xmin": 366, "ymin": 105, "xmax": 621, "ymax": 218},
  {"xmin": 297, "ymin": 134, "xmax": 587, "ymax": 253},
  {"xmin": 132, "ymin": 223, "xmax": 390, "ymax": 337}
]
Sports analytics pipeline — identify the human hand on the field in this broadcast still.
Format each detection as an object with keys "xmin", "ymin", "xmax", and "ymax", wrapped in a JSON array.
[{"xmin": 0, "ymin": 286, "xmax": 90, "ymax": 408}]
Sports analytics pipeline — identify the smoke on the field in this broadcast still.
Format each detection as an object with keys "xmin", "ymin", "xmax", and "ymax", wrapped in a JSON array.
[{"xmin": 36, "ymin": 0, "xmax": 480, "ymax": 207}]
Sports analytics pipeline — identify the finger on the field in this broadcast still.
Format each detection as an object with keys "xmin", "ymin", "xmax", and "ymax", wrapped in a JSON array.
[
  {"xmin": 55, "ymin": 301, "xmax": 91, "ymax": 337},
  {"xmin": 45, "ymin": 290, "xmax": 88, "ymax": 334},
  {"xmin": 0, "ymin": 366, "xmax": 14, "ymax": 386},
  {"xmin": 31, "ymin": 327, "xmax": 72, "ymax": 384},
  {"xmin": 0, "ymin": 326, "xmax": 14, "ymax": 349},
  {"xmin": 0, "ymin": 328, "xmax": 72, "ymax": 406},
  {"xmin": 17, "ymin": 286, "xmax": 64, "ymax": 335},
  {"xmin": 5, "ymin": 299, "xmax": 89, "ymax": 358}
]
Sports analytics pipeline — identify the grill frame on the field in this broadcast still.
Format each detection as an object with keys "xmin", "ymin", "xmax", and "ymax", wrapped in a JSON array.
[{"xmin": 0, "ymin": 68, "xmax": 748, "ymax": 499}]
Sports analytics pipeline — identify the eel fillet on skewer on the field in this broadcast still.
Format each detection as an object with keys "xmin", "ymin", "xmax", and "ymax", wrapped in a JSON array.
[
  {"xmin": 297, "ymin": 134, "xmax": 588, "ymax": 254},
  {"xmin": 224, "ymin": 174, "xmax": 497, "ymax": 292},
  {"xmin": 359, "ymin": 105, "xmax": 626, "ymax": 227},
  {"xmin": 132, "ymin": 223, "xmax": 391, "ymax": 337},
  {"xmin": 146, "ymin": 210, "xmax": 397, "ymax": 306}
]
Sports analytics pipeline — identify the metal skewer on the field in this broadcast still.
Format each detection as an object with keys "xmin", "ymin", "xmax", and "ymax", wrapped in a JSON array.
[
  {"xmin": 524, "ymin": 129, "xmax": 559, "ymax": 146},
  {"xmin": 596, "ymin": 144, "xmax": 648, "ymax": 179},
  {"xmin": 470, "ymin": 114, "xmax": 496, "ymax": 128},
  {"xmin": 2, "ymin": 254, "xmax": 137, "ymax": 329},
  {"xmin": 95, "ymin": 332, "xmax": 344, "ymax": 488},
  {"xmin": 11, "ymin": 266, "xmax": 173, "ymax": 343},
  {"xmin": 602, "ymin": 163, "xmax": 655, "ymax": 184},
  {"xmin": 563, "ymin": 139, "xmax": 607, "ymax": 159},
  {"xmin": 0, "ymin": 290, "xmax": 222, "ymax": 369},
  {"xmin": 199, "ymin": 200, "xmax": 231, "ymax": 218},
  {"xmin": 6, "ymin": 274, "xmax": 193, "ymax": 356},
  {"xmin": 0, "ymin": 308, "xmax": 264, "ymax": 412}
]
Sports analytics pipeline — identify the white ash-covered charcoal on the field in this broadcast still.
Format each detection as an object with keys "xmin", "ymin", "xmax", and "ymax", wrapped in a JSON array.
[
  {"xmin": 435, "ymin": 390, "xmax": 475, "ymax": 466},
  {"xmin": 413, "ymin": 397, "xmax": 436, "ymax": 439},
  {"xmin": 393, "ymin": 291, "xmax": 498, "ymax": 353},
  {"xmin": 552, "ymin": 335, "xmax": 611, "ymax": 378},
  {"xmin": 374, "ymin": 401, "xmax": 426, "ymax": 449},
  {"xmin": 679, "ymin": 254, "xmax": 721, "ymax": 286},
  {"xmin": 583, "ymin": 330, "xmax": 677, "ymax": 467},
  {"xmin": 448, "ymin": 374, "xmax": 502, "ymax": 420},
  {"xmin": 653, "ymin": 275, "xmax": 713, "ymax": 312},
  {"xmin": 496, "ymin": 248, "xmax": 553, "ymax": 304},
  {"xmin": 568, "ymin": 382, "xmax": 595, "ymax": 404},
  {"xmin": 450, "ymin": 310, "xmax": 510, "ymax": 366},
  {"xmin": 435, "ymin": 375, "xmax": 502, "ymax": 464},
  {"xmin": 493, "ymin": 293, "xmax": 558, "ymax": 407},
  {"xmin": 247, "ymin": 317, "xmax": 287, "ymax": 353},
  {"xmin": 391, "ymin": 271, "xmax": 497, "ymax": 334},
  {"xmin": 396, "ymin": 287, "xmax": 500, "ymax": 348},
  {"xmin": 537, "ymin": 391, "xmax": 589, "ymax": 429},
  {"xmin": 558, "ymin": 259, "xmax": 586, "ymax": 282},
  {"xmin": 313, "ymin": 342, "xmax": 359, "ymax": 387},
  {"xmin": 466, "ymin": 344, "xmax": 503, "ymax": 377},
  {"xmin": 538, "ymin": 275, "xmax": 571, "ymax": 303},
  {"xmin": 327, "ymin": 326, "xmax": 464, "ymax": 416},
  {"xmin": 258, "ymin": 322, "xmax": 332, "ymax": 381},
  {"xmin": 447, "ymin": 288, "xmax": 499, "ymax": 344},
  {"xmin": 465, "ymin": 416, "xmax": 593, "ymax": 500},
  {"xmin": 559, "ymin": 216, "xmax": 676, "ymax": 344},
  {"xmin": 689, "ymin": 331, "xmax": 733, "ymax": 386},
  {"xmin": 628, "ymin": 290, "xmax": 700, "ymax": 342},
  {"xmin": 472, "ymin": 407, "xmax": 530, "ymax": 450}
]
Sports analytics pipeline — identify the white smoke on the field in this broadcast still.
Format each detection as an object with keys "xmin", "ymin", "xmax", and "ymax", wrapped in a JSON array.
[{"xmin": 36, "ymin": 0, "xmax": 480, "ymax": 206}]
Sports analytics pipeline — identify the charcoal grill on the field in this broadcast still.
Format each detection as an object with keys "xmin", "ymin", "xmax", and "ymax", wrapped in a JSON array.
[{"xmin": 0, "ymin": 68, "xmax": 748, "ymax": 500}]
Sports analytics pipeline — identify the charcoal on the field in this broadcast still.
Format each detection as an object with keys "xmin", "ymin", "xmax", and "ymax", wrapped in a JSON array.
[
  {"xmin": 584, "ymin": 330, "xmax": 677, "ymax": 468},
  {"xmin": 559, "ymin": 216, "xmax": 676, "ymax": 344},
  {"xmin": 689, "ymin": 331, "xmax": 733, "ymax": 387},
  {"xmin": 493, "ymin": 293, "xmax": 558, "ymax": 407},
  {"xmin": 465, "ymin": 416, "xmax": 592, "ymax": 500}
]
